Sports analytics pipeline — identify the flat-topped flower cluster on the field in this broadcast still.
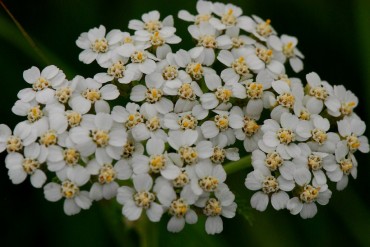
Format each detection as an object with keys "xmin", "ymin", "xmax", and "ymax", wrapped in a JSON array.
[{"xmin": 0, "ymin": 0, "xmax": 368, "ymax": 234}]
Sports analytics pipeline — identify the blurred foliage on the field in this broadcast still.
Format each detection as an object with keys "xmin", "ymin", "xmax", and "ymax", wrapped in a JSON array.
[{"xmin": 1, "ymin": 0, "xmax": 369, "ymax": 246}]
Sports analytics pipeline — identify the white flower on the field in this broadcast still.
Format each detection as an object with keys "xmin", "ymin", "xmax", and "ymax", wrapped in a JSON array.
[
  {"xmin": 11, "ymin": 100, "xmax": 49, "ymax": 137},
  {"xmin": 304, "ymin": 72, "xmax": 340, "ymax": 114},
  {"xmin": 117, "ymin": 174, "xmax": 163, "ymax": 222},
  {"xmin": 156, "ymin": 183, "xmax": 198, "ymax": 233},
  {"xmin": 200, "ymin": 73, "xmax": 245, "ymax": 110},
  {"xmin": 94, "ymin": 58, "xmax": 140, "ymax": 84},
  {"xmin": 129, "ymin": 10, "xmax": 173, "ymax": 33},
  {"xmin": 131, "ymin": 138, "xmax": 181, "ymax": 179},
  {"xmin": 134, "ymin": 26, "xmax": 181, "ymax": 59},
  {"xmin": 164, "ymin": 111, "xmax": 201, "ymax": 134},
  {"xmin": 44, "ymin": 166, "xmax": 92, "ymax": 215},
  {"xmin": 188, "ymin": 22, "xmax": 232, "ymax": 65},
  {"xmin": 172, "ymin": 49, "xmax": 216, "ymax": 81},
  {"xmin": 200, "ymin": 110, "xmax": 236, "ymax": 145},
  {"xmin": 327, "ymin": 85, "xmax": 358, "ymax": 117},
  {"xmin": 217, "ymin": 49, "xmax": 263, "ymax": 84},
  {"xmin": 251, "ymin": 149, "xmax": 295, "ymax": 181},
  {"xmin": 238, "ymin": 15, "xmax": 277, "ymax": 41},
  {"xmin": 297, "ymin": 114, "xmax": 339, "ymax": 153},
  {"xmin": 87, "ymin": 158, "xmax": 132, "ymax": 200},
  {"xmin": 245, "ymin": 167, "xmax": 294, "ymax": 211},
  {"xmin": 259, "ymin": 112, "xmax": 302, "ymax": 159},
  {"xmin": 267, "ymin": 34, "xmax": 304, "ymax": 73},
  {"xmin": 209, "ymin": 134, "xmax": 240, "ymax": 164},
  {"xmin": 5, "ymin": 143, "xmax": 47, "ymax": 188},
  {"xmin": 69, "ymin": 112, "xmax": 127, "ymax": 161},
  {"xmin": 198, "ymin": 186, "xmax": 237, "ymax": 235},
  {"xmin": 245, "ymin": 44, "xmax": 285, "ymax": 75},
  {"xmin": 18, "ymin": 65, "xmax": 66, "ymax": 104},
  {"xmin": 225, "ymin": 27, "xmax": 256, "ymax": 51},
  {"xmin": 209, "ymin": 3, "xmax": 249, "ymax": 31},
  {"xmin": 167, "ymin": 129, "xmax": 213, "ymax": 167},
  {"xmin": 69, "ymin": 76, "xmax": 119, "ymax": 114},
  {"xmin": 178, "ymin": 1, "xmax": 214, "ymax": 25},
  {"xmin": 287, "ymin": 183, "xmax": 332, "ymax": 219},
  {"xmin": 190, "ymin": 161, "xmax": 227, "ymax": 196},
  {"xmin": 0, "ymin": 123, "xmax": 37, "ymax": 153},
  {"xmin": 292, "ymin": 143, "xmax": 336, "ymax": 186},
  {"xmin": 76, "ymin": 25, "xmax": 124, "ymax": 66},
  {"xmin": 228, "ymin": 106, "xmax": 262, "ymax": 152},
  {"xmin": 337, "ymin": 116, "xmax": 369, "ymax": 153},
  {"xmin": 326, "ymin": 142, "xmax": 358, "ymax": 191},
  {"xmin": 116, "ymin": 44, "xmax": 157, "ymax": 76},
  {"xmin": 270, "ymin": 80, "xmax": 303, "ymax": 121},
  {"xmin": 130, "ymin": 74, "xmax": 173, "ymax": 114}
]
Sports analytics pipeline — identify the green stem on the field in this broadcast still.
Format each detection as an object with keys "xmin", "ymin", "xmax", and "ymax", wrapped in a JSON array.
[
  {"xmin": 224, "ymin": 155, "xmax": 252, "ymax": 175},
  {"xmin": 135, "ymin": 215, "xmax": 159, "ymax": 247}
]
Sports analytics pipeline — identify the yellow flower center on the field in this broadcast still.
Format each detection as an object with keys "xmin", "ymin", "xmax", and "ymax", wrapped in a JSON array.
[
  {"xmin": 122, "ymin": 141, "xmax": 136, "ymax": 159},
  {"xmin": 340, "ymin": 101, "xmax": 356, "ymax": 116},
  {"xmin": 298, "ymin": 110, "xmax": 311, "ymax": 120},
  {"xmin": 311, "ymin": 128, "xmax": 328, "ymax": 145},
  {"xmin": 27, "ymin": 105, "xmax": 43, "ymax": 123},
  {"xmin": 215, "ymin": 115, "xmax": 229, "ymax": 131},
  {"xmin": 91, "ymin": 38, "xmax": 108, "ymax": 53},
  {"xmin": 221, "ymin": 9, "xmax": 237, "ymax": 26},
  {"xmin": 231, "ymin": 56, "xmax": 249, "ymax": 76},
  {"xmin": 339, "ymin": 158, "xmax": 353, "ymax": 175},
  {"xmin": 6, "ymin": 136, "xmax": 23, "ymax": 153},
  {"xmin": 210, "ymin": 146, "xmax": 226, "ymax": 164},
  {"xmin": 179, "ymin": 146, "xmax": 198, "ymax": 165},
  {"xmin": 203, "ymin": 198, "xmax": 222, "ymax": 216},
  {"xmin": 199, "ymin": 176, "xmax": 219, "ymax": 192},
  {"xmin": 82, "ymin": 88, "xmax": 101, "ymax": 102},
  {"xmin": 231, "ymin": 37, "xmax": 245, "ymax": 48},
  {"xmin": 186, "ymin": 63, "xmax": 204, "ymax": 80},
  {"xmin": 66, "ymin": 111, "xmax": 82, "ymax": 128},
  {"xmin": 215, "ymin": 87, "xmax": 233, "ymax": 102},
  {"xmin": 22, "ymin": 158, "xmax": 40, "ymax": 175},
  {"xmin": 178, "ymin": 83, "xmax": 196, "ymax": 100},
  {"xmin": 265, "ymin": 152, "xmax": 283, "ymax": 171},
  {"xmin": 162, "ymin": 65, "xmax": 178, "ymax": 80},
  {"xmin": 277, "ymin": 92, "xmax": 295, "ymax": 109},
  {"xmin": 91, "ymin": 129, "xmax": 110, "ymax": 147},
  {"xmin": 63, "ymin": 148, "xmax": 80, "ymax": 166},
  {"xmin": 169, "ymin": 198, "xmax": 188, "ymax": 217},
  {"xmin": 283, "ymin": 42, "xmax": 295, "ymax": 58},
  {"xmin": 108, "ymin": 61, "xmax": 125, "ymax": 78},
  {"xmin": 126, "ymin": 112, "xmax": 144, "ymax": 129},
  {"xmin": 346, "ymin": 134, "xmax": 360, "ymax": 151},
  {"xmin": 256, "ymin": 19, "xmax": 273, "ymax": 37},
  {"xmin": 98, "ymin": 163, "xmax": 116, "ymax": 184},
  {"xmin": 150, "ymin": 31, "xmax": 165, "ymax": 46},
  {"xmin": 134, "ymin": 191, "xmax": 155, "ymax": 209},
  {"xmin": 146, "ymin": 88, "xmax": 163, "ymax": 103},
  {"xmin": 262, "ymin": 175, "xmax": 279, "ymax": 194},
  {"xmin": 39, "ymin": 130, "xmax": 58, "ymax": 147},
  {"xmin": 195, "ymin": 14, "xmax": 211, "ymax": 25},
  {"xmin": 131, "ymin": 50, "xmax": 147, "ymax": 63},
  {"xmin": 243, "ymin": 117, "xmax": 260, "ymax": 137},
  {"xmin": 172, "ymin": 171, "xmax": 190, "ymax": 188},
  {"xmin": 300, "ymin": 185, "xmax": 320, "ymax": 203},
  {"xmin": 33, "ymin": 77, "xmax": 49, "ymax": 91},
  {"xmin": 256, "ymin": 47, "xmax": 273, "ymax": 64},
  {"xmin": 246, "ymin": 82, "xmax": 263, "ymax": 99},
  {"xmin": 309, "ymin": 86, "xmax": 328, "ymax": 100},
  {"xmin": 146, "ymin": 117, "xmax": 161, "ymax": 131},
  {"xmin": 55, "ymin": 87, "xmax": 72, "ymax": 104},
  {"xmin": 61, "ymin": 180, "xmax": 79, "ymax": 199},
  {"xmin": 307, "ymin": 154, "xmax": 323, "ymax": 171},
  {"xmin": 149, "ymin": 154, "xmax": 166, "ymax": 173},
  {"xmin": 144, "ymin": 20, "xmax": 162, "ymax": 33},
  {"xmin": 198, "ymin": 35, "xmax": 217, "ymax": 48},
  {"xmin": 277, "ymin": 128, "xmax": 295, "ymax": 145},
  {"xmin": 178, "ymin": 114, "xmax": 198, "ymax": 130}
]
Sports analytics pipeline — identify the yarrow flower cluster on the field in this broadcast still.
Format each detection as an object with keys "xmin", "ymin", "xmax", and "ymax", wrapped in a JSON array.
[{"xmin": 1, "ymin": 0, "xmax": 368, "ymax": 234}]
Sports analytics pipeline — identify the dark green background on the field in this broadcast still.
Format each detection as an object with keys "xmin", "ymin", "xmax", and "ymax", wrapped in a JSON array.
[{"xmin": 1, "ymin": 0, "xmax": 370, "ymax": 246}]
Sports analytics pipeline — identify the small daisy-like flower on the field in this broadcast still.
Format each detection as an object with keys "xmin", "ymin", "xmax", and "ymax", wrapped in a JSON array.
[
  {"xmin": 94, "ymin": 58, "xmax": 140, "ymax": 84},
  {"xmin": 245, "ymin": 167, "xmax": 294, "ymax": 211},
  {"xmin": 164, "ymin": 111, "xmax": 201, "ymax": 134},
  {"xmin": 87, "ymin": 158, "xmax": 132, "ymax": 200},
  {"xmin": 129, "ymin": 10, "xmax": 174, "ymax": 33},
  {"xmin": 135, "ymin": 26, "xmax": 181, "ymax": 59},
  {"xmin": 156, "ymin": 183, "xmax": 198, "ymax": 233},
  {"xmin": 337, "ymin": 116, "xmax": 369, "ymax": 154},
  {"xmin": 209, "ymin": 3, "xmax": 250, "ymax": 31},
  {"xmin": 132, "ymin": 138, "xmax": 181, "ymax": 179},
  {"xmin": 327, "ymin": 85, "xmax": 358, "ymax": 117},
  {"xmin": 268, "ymin": 34, "xmax": 304, "ymax": 73},
  {"xmin": 117, "ymin": 174, "xmax": 164, "ymax": 222},
  {"xmin": 251, "ymin": 149, "xmax": 295, "ymax": 181},
  {"xmin": 69, "ymin": 76, "xmax": 119, "ymax": 114},
  {"xmin": 287, "ymin": 183, "xmax": 332, "ymax": 219},
  {"xmin": 18, "ymin": 65, "xmax": 66, "ymax": 104},
  {"xmin": 326, "ymin": 142, "xmax": 358, "ymax": 191},
  {"xmin": 76, "ymin": 25, "xmax": 125, "ymax": 66},
  {"xmin": 167, "ymin": 129, "xmax": 213, "ymax": 168},
  {"xmin": 239, "ymin": 15, "xmax": 277, "ymax": 41},
  {"xmin": 172, "ymin": 49, "xmax": 216, "ymax": 81},
  {"xmin": 292, "ymin": 143, "xmax": 336, "ymax": 186},
  {"xmin": 200, "ymin": 110, "xmax": 236, "ymax": 145},
  {"xmin": 44, "ymin": 166, "xmax": 92, "ymax": 215},
  {"xmin": 304, "ymin": 72, "xmax": 340, "ymax": 114},
  {"xmin": 297, "ymin": 114, "xmax": 339, "ymax": 153},
  {"xmin": 259, "ymin": 112, "xmax": 302, "ymax": 159},
  {"xmin": 198, "ymin": 186, "xmax": 237, "ymax": 235},
  {"xmin": 209, "ymin": 134, "xmax": 240, "ymax": 164},
  {"xmin": 200, "ymin": 73, "xmax": 245, "ymax": 110},
  {"xmin": 225, "ymin": 27, "xmax": 256, "ymax": 51},
  {"xmin": 0, "ymin": 123, "xmax": 36, "ymax": 153},
  {"xmin": 5, "ymin": 143, "xmax": 47, "ymax": 188},
  {"xmin": 187, "ymin": 22, "xmax": 232, "ymax": 65},
  {"xmin": 229, "ymin": 106, "xmax": 262, "ymax": 152},
  {"xmin": 270, "ymin": 80, "xmax": 303, "ymax": 121},
  {"xmin": 178, "ymin": 0, "xmax": 214, "ymax": 25},
  {"xmin": 190, "ymin": 161, "xmax": 227, "ymax": 196},
  {"xmin": 130, "ymin": 74, "xmax": 174, "ymax": 114},
  {"xmin": 217, "ymin": 49, "xmax": 263, "ymax": 84},
  {"xmin": 116, "ymin": 44, "xmax": 157, "ymax": 76},
  {"xmin": 69, "ymin": 112, "xmax": 127, "ymax": 161},
  {"xmin": 11, "ymin": 100, "xmax": 49, "ymax": 136}
]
